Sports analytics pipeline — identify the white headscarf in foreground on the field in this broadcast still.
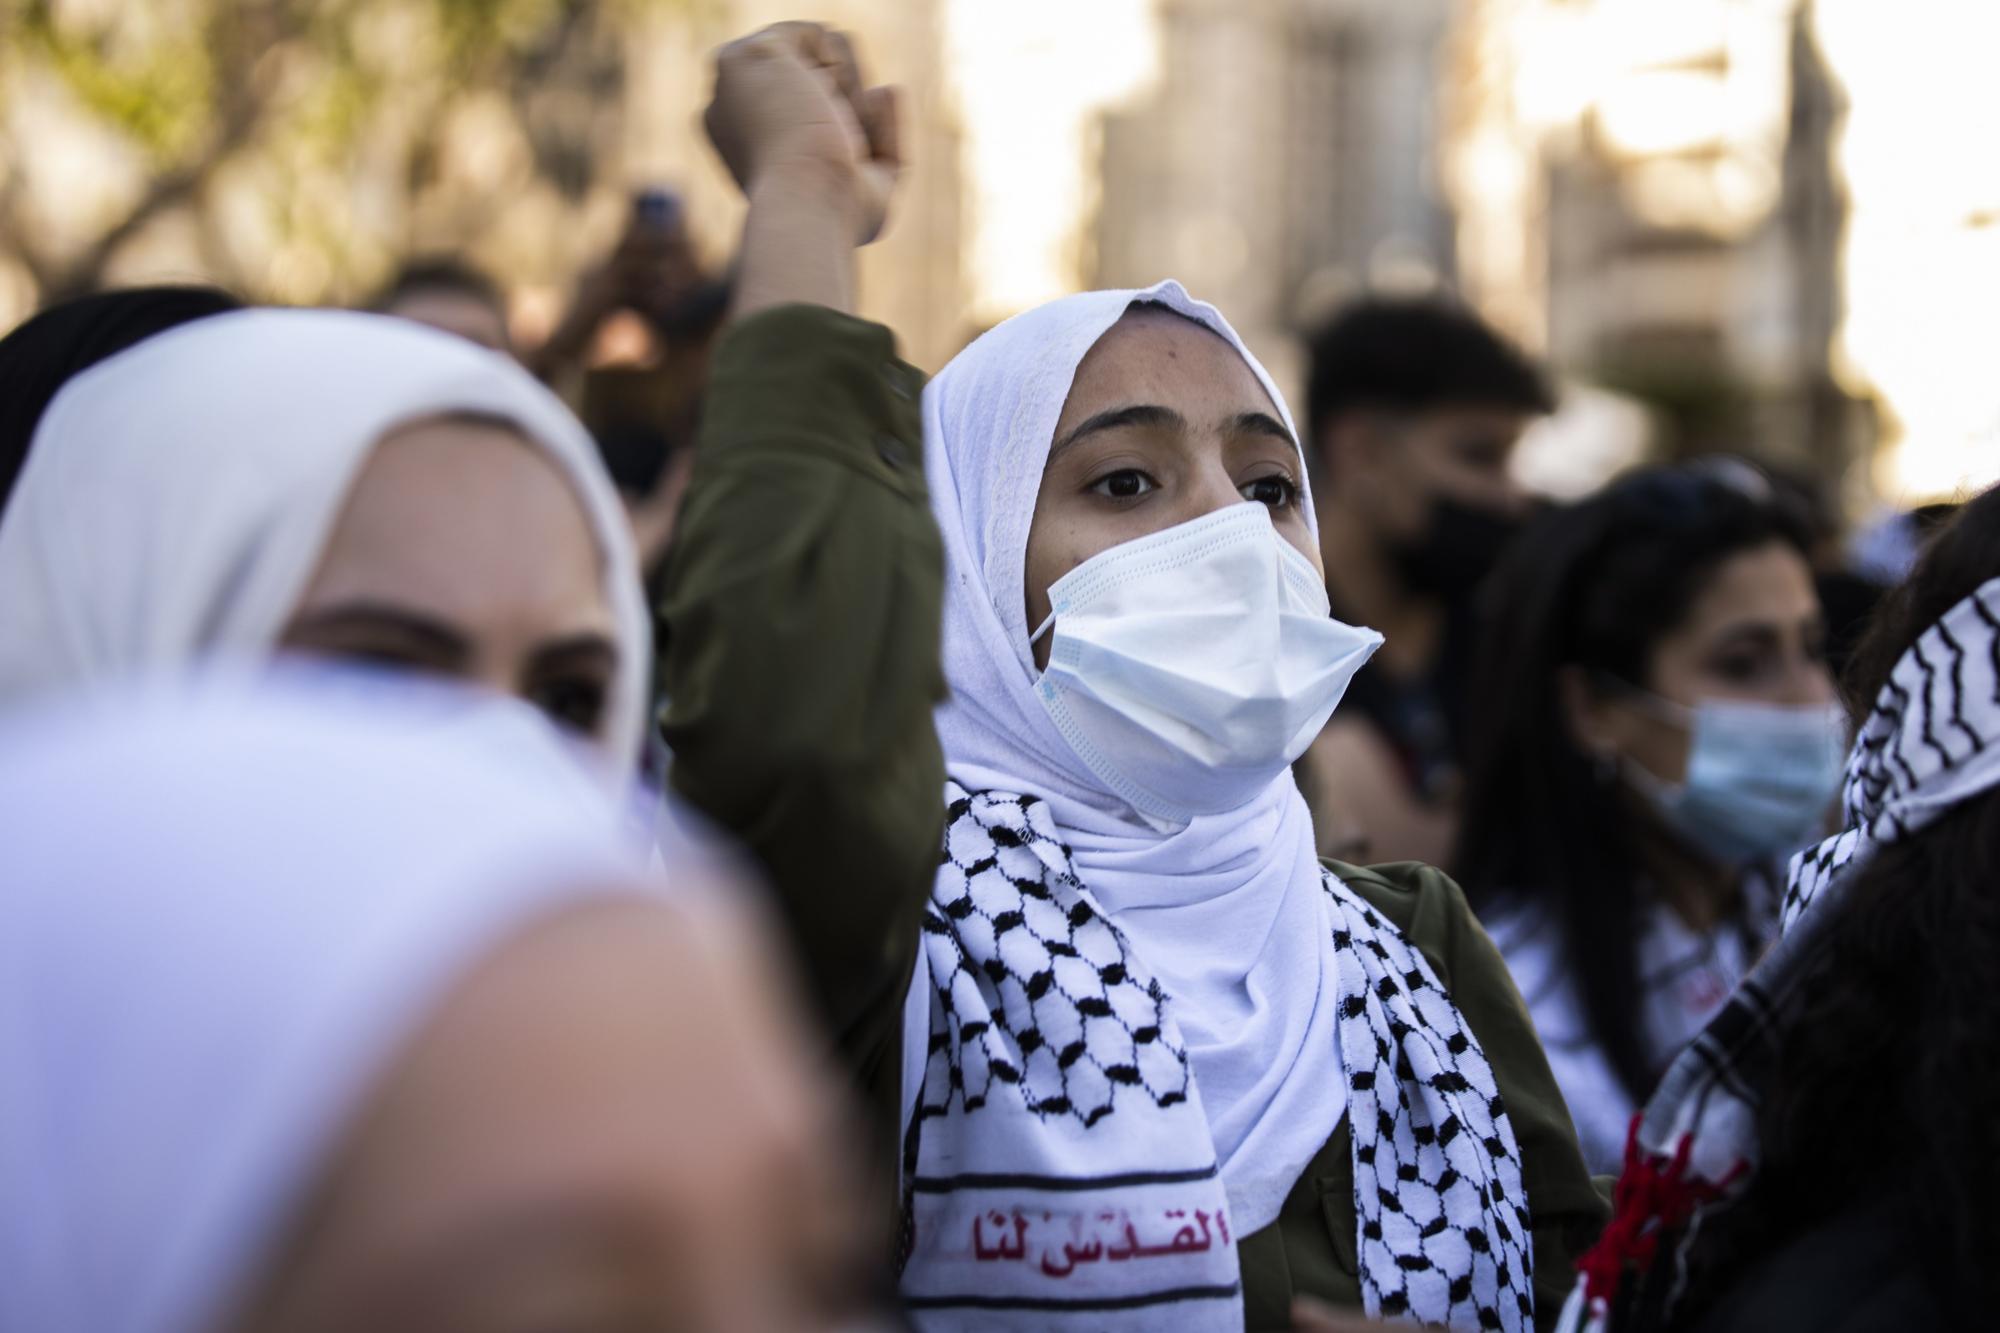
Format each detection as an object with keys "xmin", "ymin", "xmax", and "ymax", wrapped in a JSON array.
[
  {"xmin": 0, "ymin": 673, "xmax": 661, "ymax": 1333},
  {"xmin": 0, "ymin": 309, "xmax": 651, "ymax": 764},
  {"xmin": 899, "ymin": 281, "xmax": 1531, "ymax": 1331}
]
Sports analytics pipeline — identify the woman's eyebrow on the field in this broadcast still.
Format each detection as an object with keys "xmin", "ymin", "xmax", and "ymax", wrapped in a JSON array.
[
  {"xmin": 1706, "ymin": 621, "xmax": 1783, "ymax": 652},
  {"xmin": 285, "ymin": 602, "xmax": 472, "ymax": 665},
  {"xmin": 1229, "ymin": 411, "xmax": 1298, "ymax": 453},
  {"xmin": 1050, "ymin": 403, "xmax": 1185, "ymax": 457},
  {"xmin": 529, "ymin": 632, "xmax": 619, "ymax": 671}
]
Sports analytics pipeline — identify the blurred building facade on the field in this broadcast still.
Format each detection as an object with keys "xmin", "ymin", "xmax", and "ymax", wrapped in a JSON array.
[
  {"xmin": 0, "ymin": 0, "xmax": 971, "ymax": 371},
  {"xmin": 1444, "ymin": 0, "xmax": 1868, "ymax": 483},
  {"xmin": 1094, "ymin": 0, "xmax": 1460, "ymax": 407},
  {"xmin": 1093, "ymin": 0, "xmax": 1870, "ymax": 491},
  {"xmin": 2, "ymin": 0, "xmax": 1932, "ymax": 496}
]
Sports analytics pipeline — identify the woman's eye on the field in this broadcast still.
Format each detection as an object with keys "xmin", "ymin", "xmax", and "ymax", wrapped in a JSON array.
[
  {"xmin": 531, "ymin": 677, "xmax": 608, "ymax": 734},
  {"xmin": 1240, "ymin": 474, "xmax": 1299, "ymax": 508},
  {"xmin": 313, "ymin": 645, "xmax": 446, "ymax": 679},
  {"xmin": 325, "ymin": 647, "xmax": 421, "ymax": 671},
  {"xmin": 1709, "ymin": 653, "xmax": 1770, "ymax": 685},
  {"xmin": 1088, "ymin": 469, "xmax": 1155, "ymax": 500}
]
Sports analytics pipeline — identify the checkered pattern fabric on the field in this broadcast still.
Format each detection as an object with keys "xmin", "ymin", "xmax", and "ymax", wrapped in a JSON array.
[
  {"xmin": 1558, "ymin": 577, "xmax": 2000, "ymax": 1333},
  {"xmin": 901, "ymin": 784, "xmax": 1533, "ymax": 1331}
]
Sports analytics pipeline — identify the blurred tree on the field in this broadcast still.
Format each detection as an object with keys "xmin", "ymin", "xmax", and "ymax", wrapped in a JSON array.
[{"xmin": 0, "ymin": 0, "xmax": 663, "ymax": 308}]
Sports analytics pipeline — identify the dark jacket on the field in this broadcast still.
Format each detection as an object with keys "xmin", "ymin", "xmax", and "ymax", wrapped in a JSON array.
[{"xmin": 1673, "ymin": 1189, "xmax": 1947, "ymax": 1333}]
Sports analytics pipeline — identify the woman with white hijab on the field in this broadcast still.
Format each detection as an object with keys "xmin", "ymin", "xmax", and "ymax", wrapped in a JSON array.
[
  {"xmin": 661, "ymin": 26, "xmax": 1603, "ymax": 1332},
  {"xmin": 0, "ymin": 304, "xmax": 650, "ymax": 766},
  {"xmin": 0, "ymin": 674, "xmax": 865, "ymax": 1333},
  {"xmin": 898, "ymin": 288, "xmax": 1605, "ymax": 1333}
]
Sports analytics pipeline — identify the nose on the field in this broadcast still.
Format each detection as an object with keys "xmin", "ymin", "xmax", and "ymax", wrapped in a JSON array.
[{"xmin": 1181, "ymin": 460, "xmax": 1251, "ymax": 526}]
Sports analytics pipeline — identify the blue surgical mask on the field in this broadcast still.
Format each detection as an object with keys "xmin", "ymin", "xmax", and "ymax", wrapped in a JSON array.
[{"xmin": 1620, "ymin": 695, "xmax": 1848, "ymax": 865}]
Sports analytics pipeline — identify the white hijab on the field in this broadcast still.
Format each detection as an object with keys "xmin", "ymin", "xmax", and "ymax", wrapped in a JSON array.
[
  {"xmin": 0, "ymin": 674, "xmax": 660, "ymax": 1333},
  {"xmin": 0, "ymin": 309, "xmax": 651, "ymax": 764},
  {"xmin": 921, "ymin": 280, "xmax": 1344, "ymax": 1232}
]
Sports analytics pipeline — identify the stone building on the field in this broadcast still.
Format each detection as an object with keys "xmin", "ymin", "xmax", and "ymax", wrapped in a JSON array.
[
  {"xmin": 1092, "ymin": 0, "xmax": 1868, "ymax": 482},
  {"xmin": 1094, "ymin": 0, "xmax": 1459, "ymax": 404},
  {"xmin": 1445, "ymin": 0, "xmax": 1866, "ymax": 475}
]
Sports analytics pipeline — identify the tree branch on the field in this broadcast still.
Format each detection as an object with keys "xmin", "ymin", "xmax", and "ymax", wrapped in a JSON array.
[
  {"xmin": 46, "ymin": 0, "xmax": 302, "ymax": 298},
  {"xmin": 0, "ymin": 166, "xmax": 62, "ymax": 295}
]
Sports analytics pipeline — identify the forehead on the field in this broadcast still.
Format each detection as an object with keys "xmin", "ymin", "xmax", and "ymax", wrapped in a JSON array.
[
  {"xmin": 352, "ymin": 417, "xmax": 559, "ymax": 506},
  {"xmin": 305, "ymin": 417, "xmax": 603, "ymax": 598},
  {"xmin": 1678, "ymin": 540, "xmax": 1818, "ymax": 635},
  {"xmin": 387, "ymin": 290, "xmax": 510, "ymax": 349},
  {"xmin": 1054, "ymin": 307, "xmax": 1281, "ymax": 433}
]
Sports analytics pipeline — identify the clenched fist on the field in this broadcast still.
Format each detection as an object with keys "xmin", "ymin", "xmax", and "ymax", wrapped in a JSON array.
[{"xmin": 704, "ymin": 22, "xmax": 902, "ymax": 246}]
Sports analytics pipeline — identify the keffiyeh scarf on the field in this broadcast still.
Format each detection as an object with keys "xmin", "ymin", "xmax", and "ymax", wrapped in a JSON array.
[
  {"xmin": 1557, "ymin": 576, "xmax": 2000, "ymax": 1333},
  {"xmin": 898, "ymin": 785, "xmax": 1533, "ymax": 1331}
]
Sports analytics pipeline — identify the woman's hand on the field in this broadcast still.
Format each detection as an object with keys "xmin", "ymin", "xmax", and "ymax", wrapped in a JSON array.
[{"xmin": 704, "ymin": 21, "xmax": 902, "ymax": 247}]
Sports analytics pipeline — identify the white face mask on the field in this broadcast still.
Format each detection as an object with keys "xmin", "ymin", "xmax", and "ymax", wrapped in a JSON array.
[{"xmin": 1029, "ymin": 502, "xmax": 1383, "ymax": 825}]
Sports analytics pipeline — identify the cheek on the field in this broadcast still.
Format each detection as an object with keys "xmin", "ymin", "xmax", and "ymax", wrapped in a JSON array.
[
  {"xmin": 1279, "ymin": 523, "xmax": 1323, "ymax": 578},
  {"xmin": 1023, "ymin": 501, "xmax": 1126, "ymax": 672},
  {"xmin": 1357, "ymin": 450, "xmax": 1430, "ymax": 532},
  {"xmin": 1022, "ymin": 506, "xmax": 1094, "ymax": 624},
  {"xmin": 1615, "ymin": 713, "xmax": 1695, "ymax": 786},
  {"xmin": 1021, "ymin": 530, "xmax": 1066, "ymax": 671}
]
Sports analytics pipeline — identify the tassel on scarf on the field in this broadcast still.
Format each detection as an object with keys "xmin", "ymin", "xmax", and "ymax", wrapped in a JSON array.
[{"xmin": 1555, "ymin": 1116, "xmax": 1746, "ymax": 1333}]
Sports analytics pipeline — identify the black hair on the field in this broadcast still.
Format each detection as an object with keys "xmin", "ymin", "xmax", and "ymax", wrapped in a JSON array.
[
  {"xmin": 371, "ymin": 256, "xmax": 505, "ymax": 317},
  {"xmin": 0, "ymin": 284, "xmax": 242, "ymax": 516},
  {"xmin": 1302, "ymin": 297, "xmax": 1553, "ymax": 456},
  {"xmin": 1660, "ymin": 482, "xmax": 2000, "ymax": 1325},
  {"xmin": 1452, "ymin": 461, "xmax": 1813, "ymax": 1100}
]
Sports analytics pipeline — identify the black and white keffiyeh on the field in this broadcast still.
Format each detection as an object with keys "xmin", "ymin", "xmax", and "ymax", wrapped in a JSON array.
[
  {"xmin": 1557, "ymin": 576, "xmax": 2000, "ymax": 1333},
  {"xmin": 898, "ymin": 785, "xmax": 1533, "ymax": 1331}
]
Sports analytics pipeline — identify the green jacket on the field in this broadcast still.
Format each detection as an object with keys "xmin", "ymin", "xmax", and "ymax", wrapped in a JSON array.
[{"xmin": 660, "ymin": 305, "xmax": 1606, "ymax": 1330}]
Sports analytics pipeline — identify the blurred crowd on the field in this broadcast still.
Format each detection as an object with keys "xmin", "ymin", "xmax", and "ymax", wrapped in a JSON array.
[{"xmin": 1, "ymin": 21, "xmax": 1990, "ymax": 1333}]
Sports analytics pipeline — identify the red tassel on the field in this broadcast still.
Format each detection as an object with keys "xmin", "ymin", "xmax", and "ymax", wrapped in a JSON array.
[{"xmin": 1571, "ymin": 1114, "xmax": 1747, "ymax": 1319}]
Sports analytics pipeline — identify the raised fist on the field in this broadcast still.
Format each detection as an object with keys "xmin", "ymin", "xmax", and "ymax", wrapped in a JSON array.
[{"xmin": 703, "ymin": 22, "xmax": 902, "ymax": 245}]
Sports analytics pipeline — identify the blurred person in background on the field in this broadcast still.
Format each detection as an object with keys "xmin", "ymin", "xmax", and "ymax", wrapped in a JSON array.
[
  {"xmin": 372, "ymin": 257, "xmax": 514, "ymax": 355},
  {"xmin": 371, "ymin": 199, "xmax": 727, "ymax": 598},
  {"xmin": 1764, "ymin": 463, "xmax": 1887, "ymax": 681},
  {"xmin": 551, "ymin": 190, "xmax": 732, "ymax": 588},
  {"xmin": 1454, "ymin": 463, "xmax": 1843, "ymax": 1175},
  {"xmin": 0, "ymin": 674, "xmax": 869, "ymax": 1333},
  {"xmin": 1848, "ymin": 497, "xmax": 1964, "ymax": 590},
  {"xmin": 0, "ymin": 284, "xmax": 240, "ymax": 514},
  {"xmin": 528, "ymin": 187, "xmax": 731, "ymax": 394},
  {"xmin": 1296, "ymin": 299, "xmax": 1555, "ymax": 866},
  {"xmin": 1559, "ymin": 482, "xmax": 2000, "ymax": 1333},
  {"xmin": 0, "ymin": 305, "xmax": 651, "ymax": 768},
  {"xmin": 662, "ymin": 24, "xmax": 1602, "ymax": 1330}
]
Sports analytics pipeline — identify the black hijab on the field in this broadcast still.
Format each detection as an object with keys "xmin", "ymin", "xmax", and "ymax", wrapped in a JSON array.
[{"xmin": 0, "ymin": 286, "xmax": 242, "ymax": 514}]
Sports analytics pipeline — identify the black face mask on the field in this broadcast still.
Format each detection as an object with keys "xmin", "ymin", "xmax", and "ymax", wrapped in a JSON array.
[{"xmin": 1388, "ymin": 493, "xmax": 1522, "ymax": 601}]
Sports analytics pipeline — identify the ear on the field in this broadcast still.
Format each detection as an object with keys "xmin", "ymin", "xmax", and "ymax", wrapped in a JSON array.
[{"xmin": 1557, "ymin": 664, "xmax": 1619, "ymax": 763}]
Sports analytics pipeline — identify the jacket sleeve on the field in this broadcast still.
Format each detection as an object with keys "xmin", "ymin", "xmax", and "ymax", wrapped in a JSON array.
[
  {"xmin": 659, "ymin": 304, "xmax": 946, "ymax": 1085},
  {"xmin": 1331, "ymin": 859, "xmax": 1610, "ymax": 1329}
]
